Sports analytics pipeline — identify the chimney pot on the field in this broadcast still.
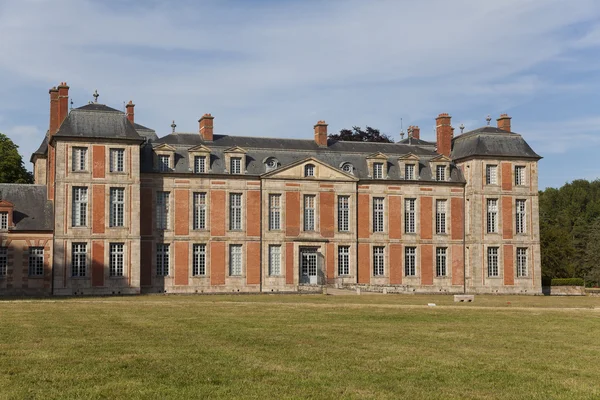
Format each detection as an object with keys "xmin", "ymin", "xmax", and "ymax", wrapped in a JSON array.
[
  {"xmin": 314, "ymin": 120, "xmax": 328, "ymax": 147},
  {"xmin": 199, "ymin": 113, "xmax": 215, "ymax": 141},
  {"xmin": 57, "ymin": 82, "xmax": 70, "ymax": 131},
  {"xmin": 126, "ymin": 101, "xmax": 135, "ymax": 124},
  {"xmin": 435, "ymin": 113, "xmax": 452, "ymax": 157},
  {"xmin": 411, "ymin": 125, "xmax": 420, "ymax": 140},
  {"xmin": 497, "ymin": 114, "xmax": 512, "ymax": 132}
]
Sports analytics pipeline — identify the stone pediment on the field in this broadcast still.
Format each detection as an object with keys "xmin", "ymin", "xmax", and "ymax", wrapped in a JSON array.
[
  {"xmin": 188, "ymin": 144, "xmax": 211, "ymax": 153},
  {"xmin": 366, "ymin": 152, "xmax": 388, "ymax": 160},
  {"xmin": 153, "ymin": 143, "xmax": 176, "ymax": 152},
  {"xmin": 223, "ymin": 146, "xmax": 248, "ymax": 154},
  {"xmin": 262, "ymin": 157, "xmax": 357, "ymax": 181},
  {"xmin": 398, "ymin": 153, "xmax": 420, "ymax": 161}
]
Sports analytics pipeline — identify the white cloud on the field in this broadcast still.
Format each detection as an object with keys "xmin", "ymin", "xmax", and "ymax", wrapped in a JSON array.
[{"xmin": 523, "ymin": 116, "xmax": 600, "ymax": 154}]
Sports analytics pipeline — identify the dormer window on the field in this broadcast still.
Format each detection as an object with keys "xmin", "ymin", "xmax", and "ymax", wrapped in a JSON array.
[
  {"xmin": 72, "ymin": 147, "xmax": 87, "ymax": 172},
  {"xmin": 436, "ymin": 165, "xmax": 446, "ymax": 181},
  {"xmin": 405, "ymin": 164, "xmax": 415, "ymax": 180},
  {"xmin": 230, "ymin": 157, "xmax": 242, "ymax": 174},
  {"xmin": 265, "ymin": 158, "xmax": 279, "ymax": 172},
  {"xmin": 304, "ymin": 164, "xmax": 315, "ymax": 177},
  {"xmin": 158, "ymin": 155, "xmax": 170, "ymax": 172},
  {"xmin": 194, "ymin": 156, "xmax": 206, "ymax": 173},
  {"xmin": 341, "ymin": 163, "xmax": 354, "ymax": 175},
  {"xmin": 0, "ymin": 200, "xmax": 14, "ymax": 231},
  {"xmin": 0, "ymin": 212, "xmax": 7, "ymax": 230},
  {"xmin": 373, "ymin": 163, "xmax": 384, "ymax": 179}
]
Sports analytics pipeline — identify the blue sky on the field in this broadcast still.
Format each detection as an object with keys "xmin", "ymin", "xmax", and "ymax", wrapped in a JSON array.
[{"xmin": 1, "ymin": 0, "xmax": 600, "ymax": 189}]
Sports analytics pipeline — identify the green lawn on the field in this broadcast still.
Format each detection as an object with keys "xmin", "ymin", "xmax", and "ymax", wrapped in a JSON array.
[{"xmin": 1, "ymin": 294, "xmax": 599, "ymax": 399}]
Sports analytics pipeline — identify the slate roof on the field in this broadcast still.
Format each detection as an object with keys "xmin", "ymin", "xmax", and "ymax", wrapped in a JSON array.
[
  {"xmin": 397, "ymin": 137, "xmax": 435, "ymax": 147},
  {"xmin": 53, "ymin": 104, "xmax": 144, "ymax": 142},
  {"xmin": 31, "ymin": 134, "xmax": 49, "ymax": 162},
  {"xmin": 134, "ymin": 123, "xmax": 159, "ymax": 142},
  {"xmin": 144, "ymin": 133, "xmax": 465, "ymax": 182},
  {"xmin": 451, "ymin": 126, "xmax": 541, "ymax": 161},
  {"xmin": 0, "ymin": 184, "xmax": 53, "ymax": 231}
]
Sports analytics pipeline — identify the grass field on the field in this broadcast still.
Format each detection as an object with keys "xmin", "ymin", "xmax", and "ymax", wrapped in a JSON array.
[{"xmin": 1, "ymin": 294, "xmax": 599, "ymax": 399}]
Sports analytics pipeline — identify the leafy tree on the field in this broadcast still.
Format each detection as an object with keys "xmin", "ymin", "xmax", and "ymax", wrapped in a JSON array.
[
  {"xmin": 328, "ymin": 126, "xmax": 393, "ymax": 143},
  {"xmin": 0, "ymin": 132, "xmax": 33, "ymax": 183}
]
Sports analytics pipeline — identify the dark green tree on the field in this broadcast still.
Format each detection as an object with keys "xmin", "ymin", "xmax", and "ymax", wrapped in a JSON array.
[
  {"xmin": 0, "ymin": 132, "xmax": 33, "ymax": 183},
  {"xmin": 328, "ymin": 126, "xmax": 393, "ymax": 143}
]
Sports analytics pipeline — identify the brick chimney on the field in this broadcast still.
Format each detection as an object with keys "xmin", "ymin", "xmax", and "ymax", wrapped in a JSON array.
[
  {"xmin": 497, "ymin": 113, "xmax": 512, "ymax": 132},
  {"xmin": 126, "ymin": 101, "xmax": 135, "ymax": 124},
  {"xmin": 314, "ymin": 120, "xmax": 328, "ymax": 147},
  {"xmin": 57, "ymin": 82, "xmax": 69, "ymax": 130},
  {"xmin": 408, "ymin": 125, "xmax": 420, "ymax": 140},
  {"xmin": 49, "ymin": 86, "xmax": 59, "ymax": 134},
  {"xmin": 199, "ymin": 113, "xmax": 214, "ymax": 141},
  {"xmin": 436, "ymin": 113, "xmax": 452, "ymax": 157}
]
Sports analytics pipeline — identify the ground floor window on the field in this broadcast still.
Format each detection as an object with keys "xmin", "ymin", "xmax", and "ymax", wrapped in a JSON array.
[
  {"xmin": 405, "ymin": 247, "xmax": 416, "ymax": 276},
  {"xmin": 436, "ymin": 247, "xmax": 447, "ymax": 277},
  {"xmin": 157, "ymin": 244, "xmax": 170, "ymax": 276},
  {"xmin": 0, "ymin": 247, "xmax": 7, "ymax": 276},
  {"xmin": 230, "ymin": 244, "xmax": 242, "ymax": 276},
  {"xmin": 488, "ymin": 247, "xmax": 499, "ymax": 277},
  {"xmin": 268, "ymin": 245, "xmax": 281, "ymax": 276},
  {"xmin": 110, "ymin": 243, "xmax": 124, "ymax": 277},
  {"xmin": 338, "ymin": 246, "xmax": 350, "ymax": 276},
  {"xmin": 72, "ymin": 243, "xmax": 87, "ymax": 277},
  {"xmin": 193, "ymin": 244, "xmax": 206, "ymax": 276},
  {"xmin": 28, "ymin": 247, "xmax": 44, "ymax": 276},
  {"xmin": 373, "ymin": 246, "xmax": 384, "ymax": 276},
  {"xmin": 517, "ymin": 248, "xmax": 528, "ymax": 277}
]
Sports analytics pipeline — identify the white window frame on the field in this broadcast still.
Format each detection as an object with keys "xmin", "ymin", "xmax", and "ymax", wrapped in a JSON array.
[
  {"xmin": 72, "ymin": 187, "xmax": 88, "ymax": 227},
  {"xmin": 193, "ymin": 192, "xmax": 207, "ymax": 230},
  {"xmin": 304, "ymin": 164, "xmax": 315, "ymax": 177},
  {"xmin": 194, "ymin": 155, "xmax": 207, "ymax": 174},
  {"xmin": 229, "ymin": 244, "xmax": 243, "ymax": 276},
  {"xmin": 373, "ymin": 162, "xmax": 384, "ymax": 179},
  {"xmin": 71, "ymin": 243, "xmax": 87, "ymax": 277},
  {"xmin": 405, "ymin": 198, "xmax": 416, "ymax": 234},
  {"xmin": 72, "ymin": 147, "xmax": 87, "ymax": 172},
  {"xmin": 405, "ymin": 247, "xmax": 416, "ymax": 276},
  {"xmin": 516, "ymin": 199, "xmax": 526, "ymax": 234},
  {"xmin": 517, "ymin": 248, "xmax": 528, "ymax": 277},
  {"xmin": 193, "ymin": 244, "xmax": 207, "ymax": 276},
  {"xmin": 268, "ymin": 245, "xmax": 281, "ymax": 276},
  {"xmin": 338, "ymin": 196, "xmax": 350, "ymax": 232},
  {"xmin": 338, "ymin": 246, "xmax": 350, "ymax": 276},
  {"xmin": 0, "ymin": 212, "xmax": 7, "ymax": 230},
  {"xmin": 515, "ymin": 165, "xmax": 526, "ymax": 186},
  {"xmin": 373, "ymin": 246, "xmax": 385, "ymax": 276},
  {"xmin": 436, "ymin": 165, "xmax": 446, "ymax": 181},
  {"xmin": 269, "ymin": 194, "xmax": 281, "ymax": 231},
  {"xmin": 158, "ymin": 155, "xmax": 170, "ymax": 172},
  {"xmin": 373, "ymin": 197, "xmax": 384, "ymax": 232},
  {"xmin": 229, "ymin": 193, "xmax": 242, "ymax": 230},
  {"xmin": 28, "ymin": 247, "xmax": 44, "ymax": 276},
  {"xmin": 436, "ymin": 199, "xmax": 447, "ymax": 234},
  {"xmin": 0, "ymin": 247, "xmax": 6, "ymax": 276},
  {"xmin": 230, "ymin": 157, "xmax": 242, "ymax": 174},
  {"xmin": 487, "ymin": 199, "xmax": 498, "ymax": 234},
  {"xmin": 405, "ymin": 164, "xmax": 415, "ymax": 180},
  {"xmin": 486, "ymin": 165, "xmax": 498, "ymax": 185},
  {"xmin": 109, "ymin": 243, "xmax": 124, "ymax": 277},
  {"xmin": 156, "ymin": 191, "xmax": 170, "ymax": 230},
  {"xmin": 156, "ymin": 244, "xmax": 170, "ymax": 276},
  {"xmin": 110, "ymin": 188, "xmax": 125, "ymax": 228},
  {"xmin": 304, "ymin": 195, "xmax": 315, "ymax": 231},
  {"xmin": 110, "ymin": 148, "xmax": 125, "ymax": 173},
  {"xmin": 436, "ymin": 247, "xmax": 447, "ymax": 277},
  {"xmin": 488, "ymin": 247, "xmax": 499, "ymax": 277}
]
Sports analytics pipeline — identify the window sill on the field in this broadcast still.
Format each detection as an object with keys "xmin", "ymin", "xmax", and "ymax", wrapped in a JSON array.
[
  {"xmin": 191, "ymin": 275, "xmax": 208, "ymax": 278},
  {"xmin": 71, "ymin": 170, "xmax": 89, "ymax": 174},
  {"xmin": 71, "ymin": 226, "xmax": 88, "ymax": 229},
  {"xmin": 108, "ymin": 226, "xmax": 127, "ymax": 230},
  {"xmin": 70, "ymin": 276, "xmax": 89, "ymax": 280},
  {"xmin": 109, "ymin": 276, "xmax": 126, "ymax": 279},
  {"xmin": 109, "ymin": 172, "xmax": 127, "ymax": 175},
  {"xmin": 192, "ymin": 229, "xmax": 209, "ymax": 232},
  {"xmin": 486, "ymin": 276, "xmax": 502, "ymax": 279},
  {"xmin": 28, "ymin": 275, "xmax": 45, "ymax": 279}
]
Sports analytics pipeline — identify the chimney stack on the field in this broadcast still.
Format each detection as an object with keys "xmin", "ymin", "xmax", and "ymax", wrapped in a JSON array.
[
  {"xmin": 57, "ymin": 82, "xmax": 69, "ymax": 130},
  {"xmin": 436, "ymin": 113, "xmax": 452, "ymax": 157},
  {"xmin": 126, "ymin": 101, "xmax": 135, "ymax": 124},
  {"xmin": 497, "ymin": 113, "xmax": 512, "ymax": 132},
  {"xmin": 410, "ymin": 125, "xmax": 420, "ymax": 140},
  {"xmin": 199, "ymin": 113, "xmax": 214, "ymax": 141},
  {"xmin": 49, "ymin": 86, "xmax": 59, "ymax": 135},
  {"xmin": 314, "ymin": 120, "xmax": 328, "ymax": 147}
]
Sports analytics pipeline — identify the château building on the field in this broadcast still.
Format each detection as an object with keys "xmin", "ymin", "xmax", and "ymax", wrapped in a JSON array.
[{"xmin": 0, "ymin": 82, "xmax": 542, "ymax": 296}]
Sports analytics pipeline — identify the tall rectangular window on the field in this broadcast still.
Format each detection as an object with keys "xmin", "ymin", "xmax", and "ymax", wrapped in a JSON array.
[
  {"xmin": 373, "ymin": 162, "xmax": 384, "ymax": 179},
  {"xmin": 193, "ymin": 244, "xmax": 206, "ymax": 276},
  {"xmin": 436, "ymin": 200, "xmax": 447, "ymax": 234},
  {"xmin": 488, "ymin": 247, "xmax": 499, "ymax": 277},
  {"xmin": 230, "ymin": 193, "xmax": 242, "ymax": 230},
  {"xmin": 486, "ymin": 165, "xmax": 497, "ymax": 185},
  {"xmin": 373, "ymin": 246, "xmax": 384, "ymax": 276},
  {"xmin": 72, "ymin": 147, "xmax": 87, "ymax": 172},
  {"xmin": 304, "ymin": 195, "xmax": 315, "ymax": 231},
  {"xmin": 72, "ymin": 187, "xmax": 88, "ymax": 227},
  {"xmin": 517, "ymin": 248, "xmax": 528, "ymax": 277},
  {"xmin": 516, "ymin": 199, "xmax": 526, "ymax": 234},
  {"xmin": 436, "ymin": 247, "xmax": 447, "ymax": 277},
  {"xmin": 0, "ymin": 212, "xmax": 7, "ymax": 230},
  {"xmin": 0, "ymin": 247, "xmax": 6, "ymax": 276},
  {"xmin": 229, "ymin": 244, "xmax": 242, "ymax": 276},
  {"xmin": 109, "ymin": 243, "xmax": 124, "ymax": 277},
  {"xmin": 338, "ymin": 196, "xmax": 350, "ymax": 232},
  {"xmin": 373, "ymin": 197, "xmax": 384, "ymax": 232},
  {"xmin": 28, "ymin": 247, "xmax": 44, "ymax": 276},
  {"xmin": 269, "ymin": 194, "xmax": 281, "ymax": 230},
  {"xmin": 515, "ymin": 166, "xmax": 526, "ymax": 186},
  {"xmin": 110, "ymin": 188, "xmax": 125, "ymax": 227},
  {"xmin": 405, "ymin": 198, "xmax": 416, "ymax": 233},
  {"xmin": 156, "ymin": 191, "xmax": 170, "ymax": 230},
  {"xmin": 194, "ymin": 156, "xmax": 206, "ymax": 173},
  {"xmin": 487, "ymin": 199, "xmax": 498, "ymax": 233},
  {"xmin": 405, "ymin": 247, "xmax": 416, "ymax": 276},
  {"xmin": 158, "ymin": 155, "xmax": 170, "ymax": 172},
  {"xmin": 193, "ymin": 192, "xmax": 207, "ymax": 230},
  {"xmin": 156, "ymin": 244, "xmax": 170, "ymax": 276},
  {"xmin": 230, "ymin": 157, "xmax": 242, "ymax": 174},
  {"xmin": 436, "ymin": 165, "xmax": 446, "ymax": 181},
  {"xmin": 268, "ymin": 245, "xmax": 281, "ymax": 276},
  {"xmin": 110, "ymin": 149, "xmax": 124, "ymax": 172},
  {"xmin": 71, "ymin": 243, "xmax": 87, "ymax": 277},
  {"xmin": 405, "ymin": 164, "xmax": 415, "ymax": 180},
  {"xmin": 338, "ymin": 246, "xmax": 350, "ymax": 275}
]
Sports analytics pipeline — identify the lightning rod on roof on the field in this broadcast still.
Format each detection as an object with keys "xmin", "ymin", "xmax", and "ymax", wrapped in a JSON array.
[
  {"xmin": 486, "ymin": 115, "xmax": 492, "ymax": 126},
  {"xmin": 171, "ymin": 120, "xmax": 177, "ymax": 133},
  {"xmin": 93, "ymin": 89, "xmax": 99, "ymax": 103},
  {"xmin": 459, "ymin": 123, "xmax": 465, "ymax": 133}
]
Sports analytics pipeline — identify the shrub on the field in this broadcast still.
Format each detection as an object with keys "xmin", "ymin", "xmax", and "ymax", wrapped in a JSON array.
[{"xmin": 551, "ymin": 278, "xmax": 585, "ymax": 286}]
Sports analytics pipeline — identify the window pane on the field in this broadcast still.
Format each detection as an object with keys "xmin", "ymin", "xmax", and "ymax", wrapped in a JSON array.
[
  {"xmin": 110, "ymin": 243, "xmax": 124, "ymax": 277},
  {"xmin": 269, "ymin": 245, "xmax": 281, "ymax": 276},
  {"xmin": 193, "ymin": 244, "xmax": 206, "ymax": 276},
  {"xmin": 338, "ymin": 246, "xmax": 350, "ymax": 275},
  {"xmin": 230, "ymin": 193, "xmax": 242, "ymax": 230},
  {"xmin": 229, "ymin": 245, "xmax": 242, "ymax": 276}
]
